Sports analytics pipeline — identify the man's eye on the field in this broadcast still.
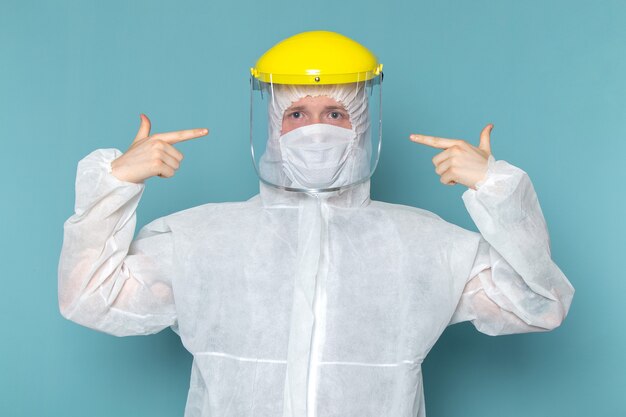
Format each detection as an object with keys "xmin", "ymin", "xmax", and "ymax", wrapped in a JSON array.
[
  {"xmin": 291, "ymin": 111, "xmax": 301, "ymax": 119},
  {"xmin": 330, "ymin": 112, "xmax": 341, "ymax": 119}
]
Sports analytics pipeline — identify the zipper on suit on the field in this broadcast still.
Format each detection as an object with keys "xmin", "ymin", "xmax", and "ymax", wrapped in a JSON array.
[{"xmin": 306, "ymin": 200, "xmax": 329, "ymax": 417}]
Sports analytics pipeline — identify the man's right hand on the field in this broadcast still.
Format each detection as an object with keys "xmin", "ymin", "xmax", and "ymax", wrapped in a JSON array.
[{"xmin": 111, "ymin": 114, "xmax": 209, "ymax": 184}]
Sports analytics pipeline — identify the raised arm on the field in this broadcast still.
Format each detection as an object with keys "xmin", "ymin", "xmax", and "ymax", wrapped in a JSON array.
[
  {"xmin": 58, "ymin": 115, "xmax": 208, "ymax": 336},
  {"xmin": 452, "ymin": 158, "xmax": 574, "ymax": 334},
  {"xmin": 410, "ymin": 124, "xmax": 574, "ymax": 335}
]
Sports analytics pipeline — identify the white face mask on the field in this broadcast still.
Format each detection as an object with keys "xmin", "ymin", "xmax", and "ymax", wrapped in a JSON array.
[{"xmin": 279, "ymin": 123, "xmax": 357, "ymax": 189}]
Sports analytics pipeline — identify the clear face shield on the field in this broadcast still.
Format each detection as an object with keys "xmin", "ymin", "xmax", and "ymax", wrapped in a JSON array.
[{"xmin": 249, "ymin": 76, "xmax": 383, "ymax": 193}]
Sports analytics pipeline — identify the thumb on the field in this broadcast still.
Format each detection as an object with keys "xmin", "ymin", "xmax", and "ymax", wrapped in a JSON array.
[
  {"xmin": 133, "ymin": 113, "xmax": 152, "ymax": 142},
  {"xmin": 479, "ymin": 123, "xmax": 493, "ymax": 153}
]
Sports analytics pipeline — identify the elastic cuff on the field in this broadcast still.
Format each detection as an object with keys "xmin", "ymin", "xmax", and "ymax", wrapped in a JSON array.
[
  {"xmin": 94, "ymin": 149, "xmax": 143, "ymax": 187},
  {"xmin": 74, "ymin": 149, "xmax": 145, "ymax": 214}
]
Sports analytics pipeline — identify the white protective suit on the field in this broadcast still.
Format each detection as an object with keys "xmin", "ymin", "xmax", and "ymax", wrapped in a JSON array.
[{"xmin": 58, "ymin": 83, "xmax": 574, "ymax": 417}]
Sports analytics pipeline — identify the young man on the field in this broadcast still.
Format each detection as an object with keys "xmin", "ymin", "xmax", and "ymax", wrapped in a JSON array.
[{"xmin": 59, "ymin": 31, "xmax": 574, "ymax": 417}]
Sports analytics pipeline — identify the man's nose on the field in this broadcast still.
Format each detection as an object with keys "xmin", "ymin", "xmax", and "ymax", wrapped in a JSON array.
[{"xmin": 310, "ymin": 115, "xmax": 322, "ymax": 125}]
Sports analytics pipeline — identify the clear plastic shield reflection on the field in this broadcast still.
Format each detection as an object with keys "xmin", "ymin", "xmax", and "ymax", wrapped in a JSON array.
[{"xmin": 250, "ymin": 76, "xmax": 382, "ymax": 193}]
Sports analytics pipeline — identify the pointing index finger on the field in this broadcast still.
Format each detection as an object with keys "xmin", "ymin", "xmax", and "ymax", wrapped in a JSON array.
[
  {"xmin": 152, "ymin": 128, "xmax": 209, "ymax": 144},
  {"xmin": 409, "ymin": 134, "xmax": 461, "ymax": 149}
]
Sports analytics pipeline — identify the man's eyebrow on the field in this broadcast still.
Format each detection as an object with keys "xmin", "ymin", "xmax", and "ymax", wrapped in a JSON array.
[
  {"xmin": 284, "ymin": 105, "xmax": 348, "ymax": 112},
  {"xmin": 285, "ymin": 105, "xmax": 306, "ymax": 112}
]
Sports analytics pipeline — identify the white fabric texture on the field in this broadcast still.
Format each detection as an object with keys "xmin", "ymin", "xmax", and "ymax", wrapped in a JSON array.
[{"xmin": 258, "ymin": 83, "xmax": 372, "ymax": 189}]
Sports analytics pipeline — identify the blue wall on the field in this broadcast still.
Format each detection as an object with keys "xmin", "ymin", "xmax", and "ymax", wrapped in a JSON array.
[{"xmin": 2, "ymin": 0, "xmax": 624, "ymax": 415}]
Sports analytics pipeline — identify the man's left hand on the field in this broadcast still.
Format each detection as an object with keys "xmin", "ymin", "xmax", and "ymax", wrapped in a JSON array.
[{"xmin": 409, "ymin": 124, "xmax": 494, "ymax": 190}]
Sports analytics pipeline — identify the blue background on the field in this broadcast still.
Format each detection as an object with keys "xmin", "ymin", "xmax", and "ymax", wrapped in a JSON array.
[{"xmin": 1, "ymin": 0, "xmax": 624, "ymax": 416}]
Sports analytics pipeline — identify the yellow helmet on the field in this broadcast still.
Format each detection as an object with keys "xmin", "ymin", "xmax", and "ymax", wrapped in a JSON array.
[{"xmin": 250, "ymin": 31, "xmax": 383, "ymax": 85}]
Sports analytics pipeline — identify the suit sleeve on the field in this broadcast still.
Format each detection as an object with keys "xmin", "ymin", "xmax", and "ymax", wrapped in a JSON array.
[
  {"xmin": 449, "ymin": 156, "xmax": 575, "ymax": 335},
  {"xmin": 58, "ymin": 149, "xmax": 177, "ymax": 337}
]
